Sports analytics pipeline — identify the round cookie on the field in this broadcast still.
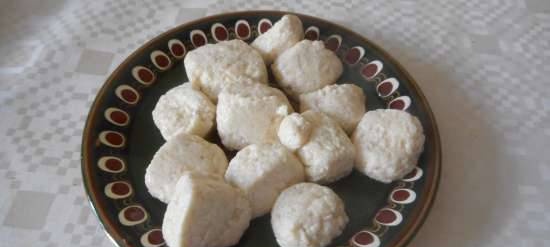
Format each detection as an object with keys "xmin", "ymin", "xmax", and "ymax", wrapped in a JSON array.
[
  {"xmin": 277, "ymin": 112, "xmax": 312, "ymax": 151},
  {"xmin": 299, "ymin": 83, "xmax": 366, "ymax": 134},
  {"xmin": 271, "ymin": 183, "xmax": 348, "ymax": 247},
  {"xmin": 152, "ymin": 83, "xmax": 216, "ymax": 140},
  {"xmin": 272, "ymin": 40, "xmax": 343, "ymax": 97},
  {"xmin": 217, "ymin": 83, "xmax": 293, "ymax": 150},
  {"xmin": 251, "ymin": 14, "xmax": 304, "ymax": 64},
  {"xmin": 278, "ymin": 111, "xmax": 355, "ymax": 184},
  {"xmin": 225, "ymin": 143, "xmax": 305, "ymax": 218},
  {"xmin": 144, "ymin": 133, "xmax": 228, "ymax": 203},
  {"xmin": 162, "ymin": 173, "xmax": 251, "ymax": 247},
  {"xmin": 352, "ymin": 109, "xmax": 425, "ymax": 183},
  {"xmin": 184, "ymin": 39, "xmax": 268, "ymax": 101}
]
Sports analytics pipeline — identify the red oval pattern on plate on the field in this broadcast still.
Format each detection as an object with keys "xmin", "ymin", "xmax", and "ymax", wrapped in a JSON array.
[
  {"xmin": 105, "ymin": 108, "xmax": 129, "ymax": 126},
  {"xmin": 105, "ymin": 181, "xmax": 132, "ymax": 199},
  {"xmin": 374, "ymin": 208, "xmax": 402, "ymax": 226},
  {"xmin": 402, "ymin": 167, "xmax": 423, "ymax": 182},
  {"xmin": 305, "ymin": 26, "xmax": 319, "ymax": 40},
  {"xmin": 352, "ymin": 231, "xmax": 380, "ymax": 247},
  {"xmin": 112, "ymin": 182, "xmax": 130, "ymax": 196},
  {"xmin": 148, "ymin": 230, "xmax": 163, "ymax": 245},
  {"xmin": 354, "ymin": 231, "xmax": 374, "ymax": 245},
  {"xmin": 376, "ymin": 209, "xmax": 397, "ymax": 224},
  {"xmin": 98, "ymin": 156, "xmax": 125, "ymax": 173},
  {"xmin": 345, "ymin": 46, "xmax": 364, "ymax": 64},
  {"xmin": 105, "ymin": 132, "xmax": 123, "ymax": 146},
  {"xmin": 393, "ymin": 190, "xmax": 410, "ymax": 201},
  {"xmin": 374, "ymin": 209, "xmax": 398, "ymax": 225},
  {"xmin": 105, "ymin": 158, "xmax": 123, "ymax": 171},
  {"xmin": 212, "ymin": 23, "xmax": 229, "ymax": 41},
  {"xmin": 235, "ymin": 20, "xmax": 251, "ymax": 40},
  {"xmin": 150, "ymin": 51, "xmax": 171, "ymax": 70},
  {"xmin": 362, "ymin": 64, "xmax": 378, "ymax": 78},
  {"xmin": 122, "ymin": 89, "xmax": 137, "ymax": 101},
  {"xmin": 388, "ymin": 96, "xmax": 411, "ymax": 111},
  {"xmin": 141, "ymin": 229, "xmax": 164, "ymax": 247},
  {"xmin": 110, "ymin": 110, "xmax": 128, "ymax": 125},
  {"xmin": 155, "ymin": 55, "xmax": 169, "ymax": 68},
  {"xmin": 170, "ymin": 43, "xmax": 184, "ymax": 56},
  {"xmin": 119, "ymin": 205, "xmax": 147, "ymax": 226},
  {"xmin": 192, "ymin": 35, "xmax": 205, "ymax": 47},
  {"xmin": 168, "ymin": 39, "xmax": 186, "ymax": 59},
  {"xmin": 377, "ymin": 78, "xmax": 400, "ymax": 97},
  {"xmin": 345, "ymin": 48, "xmax": 360, "ymax": 64},
  {"xmin": 376, "ymin": 77, "xmax": 399, "ymax": 98},
  {"xmin": 99, "ymin": 131, "xmax": 125, "ymax": 148},
  {"xmin": 389, "ymin": 100, "xmax": 405, "ymax": 109},
  {"xmin": 361, "ymin": 61, "xmax": 383, "ymax": 80},
  {"xmin": 121, "ymin": 89, "xmax": 137, "ymax": 103},
  {"xmin": 378, "ymin": 81, "xmax": 393, "ymax": 96},
  {"xmin": 116, "ymin": 85, "xmax": 140, "ymax": 104},
  {"xmin": 258, "ymin": 18, "xmax": 272, "ymax": 34},
  {"xmin": 138, "ymin": 69, "xmax": 153, "ymax": 83},
  {"xmin": 124, "ymin": 206, "xmax": 145, "ymax": 222},
  {"xmin": 390, "ymin": 188, "xmax": 416, "ymax": 204},
  {"xmin": 404, "ymin": 169, "xmax": 417, "ymax": 179},
  {"xmin": 325, "ymin": 35, "xmax": 341, "ymax": 51},
  {"xmin": 237, "ymin": 24, "xmax": 249, "ymax": 37},
  {"xmin": 191, "ymin": 30, "xmax": 207, "ymax": 47}
]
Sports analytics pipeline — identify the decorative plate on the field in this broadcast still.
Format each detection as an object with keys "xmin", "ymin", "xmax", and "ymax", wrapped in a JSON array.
[{"xmin": 82, "ymin": 11, "xmax": 441, "ymax": 247}]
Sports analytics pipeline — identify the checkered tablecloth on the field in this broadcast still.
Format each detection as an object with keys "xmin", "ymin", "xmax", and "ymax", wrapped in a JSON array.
[{"xmin": 1, "ymin": 0, "xmax": 549, "ymax": 246}]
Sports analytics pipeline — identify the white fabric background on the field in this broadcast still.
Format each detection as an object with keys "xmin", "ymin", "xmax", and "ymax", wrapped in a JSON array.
[{"xmin": 0, "ymin": 0, "xmax": 549, "ymax": 246}]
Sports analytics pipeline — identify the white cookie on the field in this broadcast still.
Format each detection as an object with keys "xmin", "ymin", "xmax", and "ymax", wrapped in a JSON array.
[
  {"xmin": 152, "ymin": 83, "xmax": 215, "ymax": 140},
  {"xmin": 162, "ymin": 173, "xmax": 251, "ymax": 247},
  {"xmin": 299, "ymin": 84, "xmax": 366, "ymax": 134},
  {"xmin": 184, "ymin": 39, "xmax": 268, "ymax": 101},
  {"xmin": 225, "ymin": 143, "xmax": 305, "ymax": 218},
  {"xmin": 277, "ymin": 112, "xmax": 312, "ymax": 151},
  {"xmin": 251, "ymin": 14, "xmax": 304, "ymax": 64},
  {"xmin": 145, "ymin": 133, "xmax": 228, "ymax": 203},
  {"xmin": 352, "ymin": 109, "xmax": 425, "ymax": 183},
  {"xmin": 217, "ymin": 83, "xmax": 293, "ymax": 150},
  {"xmin": 271, "ymin": 183, "xmax": 348, "ymax": 247},
  {"xmin": 279, "ymin": 111, "xmax": 355, "ymax": 184},
  {"xmin": 272, "ymin": 40, "xmax": 343, "ymax": 97}
]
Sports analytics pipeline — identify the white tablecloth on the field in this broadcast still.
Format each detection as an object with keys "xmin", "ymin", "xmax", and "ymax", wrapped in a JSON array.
[{"xmin": 1, "ymin": 0, "xmax": 549, "ymax": 246}]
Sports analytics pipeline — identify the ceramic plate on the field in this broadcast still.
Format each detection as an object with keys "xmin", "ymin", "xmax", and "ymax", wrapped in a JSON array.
[{"xmin": 82, "ymin": 11, "xmax": 441, "ymax": 247}]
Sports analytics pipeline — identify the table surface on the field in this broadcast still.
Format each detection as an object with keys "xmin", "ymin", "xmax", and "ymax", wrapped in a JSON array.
[{"xmin": 1, "ymin": 0, "xmax": 549, "ymax": 246}]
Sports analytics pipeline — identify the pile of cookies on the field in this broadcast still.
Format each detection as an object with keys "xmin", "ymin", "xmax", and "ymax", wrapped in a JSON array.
[{"xmin": 145, "ymin": 15, "xmax": 425, "ymax": 247}]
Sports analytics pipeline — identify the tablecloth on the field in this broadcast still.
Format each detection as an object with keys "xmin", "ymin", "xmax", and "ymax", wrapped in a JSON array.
[{"xmin": 1, "ymin": 0, "xmax": 549, "ymax": 246}]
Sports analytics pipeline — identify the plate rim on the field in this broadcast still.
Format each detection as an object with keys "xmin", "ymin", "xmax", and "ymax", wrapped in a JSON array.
[{"xmin": 81, "ymin": 10, "xmax": 441, "ymax": 247}]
